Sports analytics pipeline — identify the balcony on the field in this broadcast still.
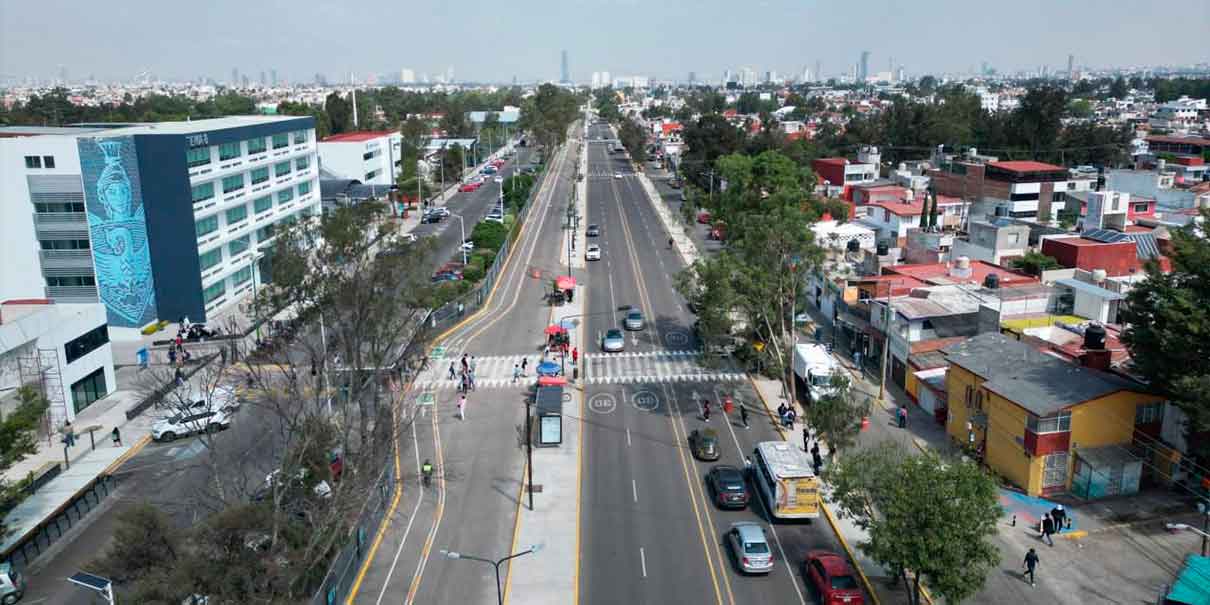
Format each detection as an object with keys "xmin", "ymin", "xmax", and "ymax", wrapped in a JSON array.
[
  {"xmin": 33, "ymin": 212, "xmax": 89, "ymax": 238},
  {"xmin": 39, "ymin": 249, "xmax": 94, "ymax": 269}
]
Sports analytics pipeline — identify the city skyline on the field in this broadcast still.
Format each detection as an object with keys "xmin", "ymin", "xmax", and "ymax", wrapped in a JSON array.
[{"xmin": 3, "ymin": 0, "xmax": 1208, "ymax": 84}]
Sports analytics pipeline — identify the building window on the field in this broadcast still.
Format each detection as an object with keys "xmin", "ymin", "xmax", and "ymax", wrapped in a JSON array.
[
  {"xmin": 226, "ymin": 204, "xmax": 248, "ymax": 225},
  {"xmin": 46, "ymin": 275, "xmax": 96, "ymax": 287},
  {"xmin": 296, "ymin": 156, "xmax": 310, "ymax": 171},
  {"xmin": 191, "ymin": 182, "xmax": 215, "ymax": 203},
  {"xmin": 365, "ymin": 169, "xmax": 379, "ymax": 181},
  {"xmin": 40, "ymin": 239, "xmax": 90, "ymax": 250},
  {"xmin": 298, "ymin": 180, "xmax": 311, "ymax": 196},
  {"xmin": 43, "ymin": 156, "xmax": 56, "ymax": 169},
  {"xmin": 219, "ymin": 141, "xmax": 242, "ymax": 161},
  {"xmin": 70, "ymin": 367, "xmax": 108, "ymax": 414},
  {"xmin": 186, "ymin": 147, "xmax": 210, "ymax": 168},
  {"xmin": 247, "ymin": 137, "xmax": 267, "ymax": 154},
  {"xmin": 1135, "ymin": 402, "xmax": 1164, "ymax": 425},
  {"xmin": 24, "ymin": 155, "xmax": 42, "ymax": 169},
  {"xmin": 250, "ymin": 166, "xmax": 270, "ymax": 185},
  {"xmin": 278, "ymin": 188, "xmax": 294, "ymax": 204},
  {"xmin": 275, "ymin": 161, "xmax": 291, "ymax": 177},
  {"xmin": 199, "ymin": 248, "xmax": 223, "ymax": 271},
  {"xmin": 1010, "ymin": 192, "xmax": 1039, "ymax": 202},
  {"xmin": 221, "ymin": 174, "xmax": 245, "ymax": 194},
  {"xmin": 363, "ymin": 149, "xmax": 381, "ymax": 161},
  {"xmin": 1133, "ymin": 203, "xmax": 1150, "ymax": 214},
  {"xmin": 293, "ymin": 130, "xmax": 309, "ymax": 144},
  {"xmin": 196, "ymin": 215, "xmax": 219, "ymax": 238},
  {"xmin": 256, "ymin": 224, "xmax": 275, "ymax": 242},
  {"xmin": 272, "ymin": 133, "xmax": 289, "ymax": 149},
  {"xmin": 1027, "ymin": 411, "xmax": 1072, "ymax": 434},
  {"xmin": 229, "ymin": 235, "xmax": 250, "ymax": 256},
  {"xmin": 1041, "ymin": 452, "xmax": 1068, "ymax": 488},
  {"xmin": 35, "ymin": 201, "xmax": 86, "ymax": 213},
  {"xmin": 203, "ymin": 281, "xmax": 227, "ymax": 304},
  {"xmin": 1007, "ymin": 233, "xmax": 1020, "ymax": 245},
  {"xmin": 65, "ymin": 324, "xmax": 110, "ymax": 364},
  {"xmin": 233, "ymin": 265, "xmax": 252, "ymax": 285},
  {"xmin": 254, "ymin": 196, "xmax": 273, "ymax": 214}
]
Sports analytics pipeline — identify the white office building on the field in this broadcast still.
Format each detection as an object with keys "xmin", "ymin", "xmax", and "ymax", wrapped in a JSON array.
[{"xmin": 317, "ymin": 131, "xmax": 403, "ymax": 185}]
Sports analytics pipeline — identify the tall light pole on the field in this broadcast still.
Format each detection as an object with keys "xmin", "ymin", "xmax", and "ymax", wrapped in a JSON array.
[
  {"xmin": 878, "ymin": 280, "xmax": 901, "ymax": 404},
  {"xmin": 453, "ymin": 214, "xmax": 468, "ymax": 265},
  {"xmin": 441, "ymin": 545, "xmax": 543, "ymax": 605},
  {"xmin": 1167, "ymin": 522, "xmax": 1210, "ymax": 556}
]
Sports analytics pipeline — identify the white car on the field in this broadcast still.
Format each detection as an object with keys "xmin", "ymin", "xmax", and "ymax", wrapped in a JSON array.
[
  {"xmin": 460, "ymin": 240, "xmax": 474, "ymax": 251},
  {"xmin": 152, "ymin": 408, "xmax": 231, "ymax": 441},
  {"xmin": 485, "ymin": 212, "xmax": 505, "ymax": 224},
  {"xmin": 614, "ymin": 172, "xmax": 623, "ymax": 179},
  {"xmin": 493, "ymin": 176, "xmax": 504, "ymax": 183},
  {"xmin": 585, "ymin": 244, "xmax": 601, "ymax": 260}
]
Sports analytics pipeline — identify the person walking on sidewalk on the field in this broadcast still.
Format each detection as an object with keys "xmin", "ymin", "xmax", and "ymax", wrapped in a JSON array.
[
  {"xmin": 803, "ymin": 427, "xmax": 810, "ymax": 452},
  {"xmin": 1023, "ymin": 548, "xmax": 1039, "ymax": 586},
  {"xmin": 521, "ymin": 357, "xmax": 528, "ymax": 376},
  {"xmin": 448, "ymin": 362, "xmax": 457, "ymax": 381},
  {"xmin": 513, "ymin": 363, "xmax": 521, "ymax": 383},
  {"xmin": 111, "ymin": 427, "xmax": 122, "ymax": 447},
  {"xmin": 897, "ymin": 405, "xmax": 908, "ymax": 429},
  {"xmin": 1041, "ymin": 513, "xmax": 1055, "ymax": 546},
  {"xmin": 572, "ymin": 347, "xmax": 579, "ymax": 365},
  {"xmin": 1050, "ymin": 504, "xmax": 1068, "ymax": 532},
  {"xmin": 460, "ymin": 354, "xmax": 468, "ymax": 374},
  {"xmin": 740, "ymin": 404, "xmax": 750, "ymax": 429},
  {"xmin": 702, "ymin": 399, "xmax": 711, "ymax": 422},
  {"xmin": 458, "ymin": 394, "xmax": 466, "ymax": 420}
]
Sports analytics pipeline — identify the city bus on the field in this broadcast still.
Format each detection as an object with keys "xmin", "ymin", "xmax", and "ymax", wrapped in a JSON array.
[{"xmin": 750, "ymin": 441, "xmax": 820, "ymax": 520}]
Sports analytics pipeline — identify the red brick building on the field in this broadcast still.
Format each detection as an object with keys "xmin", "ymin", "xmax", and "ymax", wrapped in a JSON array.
[{"xmin": 1041, "ymin": 236, "xmax": 1141, "ymax": 277}]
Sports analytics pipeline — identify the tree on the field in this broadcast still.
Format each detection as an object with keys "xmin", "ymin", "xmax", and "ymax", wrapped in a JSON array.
[
  {"xmin": 441, "ymin": 143, "xmax": 465, "ymax": 183},
  {"xmin": 1120, "ymin": 210, "xmax": 1210, "ymax": 462},
  {"xmin": 1108, "ymin": 76, "xmax": 1129, "ymax": 100},
  {"xmin": 806, "ymin": 375, "xmax": 869, "ymax": 457},
  {"xmin": 324, "ymin": 92, "xmax": 352, "ymax": 135},
  {"xmin": 1010, "ymin": 250, "xmax": 1061, "ymax": 276},
  {"xmin": 518, "ymin": 84, "xmax": 579, "ymax": 150},
  {"xmin": 617, "ymin": 119, "xmax": 648, "ymax": 164},
  {"xmin": 1068, "ymin": 99, "xmax": 1094, "ymax": 119},
  {"xmin": 680, "ymin": 114, "xmax": 745, "ymax": 191},
  {"xmin": 0, "ymin": 386, "xmax": 50, "ymax": 533},
  {"xmin": 212, "ymin": 91, "xmax": 258, "ymax": 116},
  {"xmin": 827, "ymin": 442, "xmax": 1001, "ymax": 605}
]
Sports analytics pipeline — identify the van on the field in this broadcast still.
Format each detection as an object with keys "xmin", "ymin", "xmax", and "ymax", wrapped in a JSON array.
[{"xmin": 793, "ymin": 343, "xmax": 842, "ymax": 401}]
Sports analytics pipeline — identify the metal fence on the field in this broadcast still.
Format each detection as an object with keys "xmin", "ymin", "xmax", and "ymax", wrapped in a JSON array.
[{"xmin": 5, "ymin": 475, "xmax": 117, "ymax": 572}]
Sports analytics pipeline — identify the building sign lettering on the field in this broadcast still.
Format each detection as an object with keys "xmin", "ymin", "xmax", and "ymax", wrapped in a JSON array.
[{"xmin": 186, "ymin": 133, "xmax": 210, "ymax": 148}]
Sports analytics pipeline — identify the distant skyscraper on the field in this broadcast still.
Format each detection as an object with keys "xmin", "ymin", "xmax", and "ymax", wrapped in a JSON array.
[
  {"xmin": 446, "ymin": 65, "xmax": 455, "ymax": 83},
  {"xmin": 601, "ymin": 71, "xmax": 611, "ymax": 87},
  {"xmin": 859, "ymin": 51, "xmax": 870, "ymax": 82},
  {"xmin": 401, "ymin": 68, "xmax": 415, "ymax": 83},
  {"xmin": 271, "ymin": 69, "xmax": 278, "ymax": 86},
  {"xmin": 241, "ymin": 75, "xmax": 250, "ymax": 88},
  {"xmin": 688, "ymin": 71, "xmax": 696, "ymax": 85},
  {"xmin": 561, "ymin": 50, "xmax": 570, "ymax": 83},
  {"xmin": 58, "ymin": 65, "xmax": 67, "ymax": 85},
  {"xmin": 591, "ymin": 72, "xmax": 601, "ymax": 88},
  {"xmin": 231, "ymin": 68, "xmax": 239, "ymax": 85},
  {"xmin": 259, "ymin": 71, "xmax": 267, "ymax": 86},
  {"xmin": 815, "ymin": 60, "xmax": 822, "ymax": 82},
  {"xmin": 1067, "ymin": 54, "xmax": 1075, "ymax": 79}
]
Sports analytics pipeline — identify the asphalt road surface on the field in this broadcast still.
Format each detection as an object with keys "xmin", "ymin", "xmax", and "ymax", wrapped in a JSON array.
[
  {"xmin": 352, "ymin": 128, "xmax": 580, "ymax": 604},
  {"xmin": 578, "ymin": 122, "xmax": 866, "ymax": 605}
]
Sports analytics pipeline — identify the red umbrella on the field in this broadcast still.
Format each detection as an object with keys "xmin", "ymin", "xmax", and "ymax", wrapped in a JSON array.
[
  {"xmin": 556, "ymin": 275, "xmax": 577, "ymax": 290},
  {"xmin": 544, "ymin": 324, "xmax": 568, "ymax": 336},
  {"xmin": 538, "ymin": 375, "xmax": 568, "ymax": 387}
]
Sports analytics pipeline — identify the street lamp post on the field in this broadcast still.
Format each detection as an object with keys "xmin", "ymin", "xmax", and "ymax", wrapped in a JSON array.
[
  {"xmin": 1167, "ymin": 522, "xmax": 1210, "ymax": 556},
  {"xmin": 453, "ymin": 214, "xmax": 468, "ymax": 265},
  {"xmin": 524, "ymin": 394, "xmax": 534, "ymax": 511},
  {"xmin": 442, "ymin": 545, "xmax": 543, "ymax": 605}
]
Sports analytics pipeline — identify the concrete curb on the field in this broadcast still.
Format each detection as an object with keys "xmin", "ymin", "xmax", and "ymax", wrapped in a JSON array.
[
  {"xmin": 501, "ymin": 457, "xmax": 529, "ymax": 604},
  {"xmin": 102, "ymin": 434, "xmax": 152, "ymax": 474},
  {"xmin": 746, "ymin": 376, "xmax": 883, "ymax": 605}
]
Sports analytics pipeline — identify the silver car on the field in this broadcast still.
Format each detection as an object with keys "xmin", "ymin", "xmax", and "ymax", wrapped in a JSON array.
[
  {"xmin": 624, "ymin": 309, "xmax": 644, "ymax": 331},
  {"xmin": 601, "ymin": 329, "xmax": 625, "ymax": 352},
  {"xmin": 726, "ymin": 522, "xmax": 774, "ymax": 574}
]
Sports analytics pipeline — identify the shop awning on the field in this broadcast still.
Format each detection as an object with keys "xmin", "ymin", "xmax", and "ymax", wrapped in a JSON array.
[{"xmin": 556, "ymin": 275, "xmax": 577, "ymax": 290}]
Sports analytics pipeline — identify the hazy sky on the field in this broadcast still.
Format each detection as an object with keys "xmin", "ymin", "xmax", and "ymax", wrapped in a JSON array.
[{"xmin": 4, "ymin": 0, "xmax": 1208, "ymax": 83}]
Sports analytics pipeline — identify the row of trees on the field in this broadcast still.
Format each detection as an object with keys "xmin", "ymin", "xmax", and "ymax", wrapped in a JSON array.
[{"xmin": 0, "ymin": 88, "xmax": 258, "ymax": 125}]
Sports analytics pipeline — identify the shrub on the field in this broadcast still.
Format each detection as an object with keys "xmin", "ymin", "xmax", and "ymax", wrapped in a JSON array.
[{"xmin": 470, "ymin": 221, "xmax": 507, "ymax": 251}]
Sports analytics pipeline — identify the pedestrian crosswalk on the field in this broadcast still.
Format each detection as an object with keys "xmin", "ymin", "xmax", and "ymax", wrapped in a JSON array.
[
  {"xmin": 409, "ymin": 349, "xmax": 747, "ymax": 391},
  {"xmin": 584, "ymin": 350, "xmax": 746, "ymax": 385},
  {"xmin": 413, "ymin": 353, "xmax": 547, "ymax": 391}
]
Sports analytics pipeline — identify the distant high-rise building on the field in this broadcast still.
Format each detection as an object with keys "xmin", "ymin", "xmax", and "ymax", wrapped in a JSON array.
[
  {"xmin": 271, "ymin": 69, "xmax": 278, "ymax": 86},
  {"xmin": 401, "ymin": 68, "xmax": 415, "ymax": 84},
  {"xmin": 688, "ymin": 71, "xmax": 696, "ymax": 84},
  {"xmin": 315, "ymin": 73, "xmax": 327, "ymax": 86},
  {"xmin": 1067, "ymin": 54, "xmax": 1075, "ymax": 79},
  {"xmin": 815, "ymin": 60, "xmax": 822, "ymax": 82},
  {"xmin": 241, "ymin": 75, "xmax": 250, "ymax": 88},
  {"xmin": 259, "ymin": 71, "xmax": 267, "ymax": 86},
  {"xmin": 601, "ymin": 71, "xmax": 611, "ymax": 87},
  {"xmin": 231, "ymin": 68, "xmax": 239, "ymax": 85},
  {"xmin": 591, "ymin": 72, "xmax": 601, "ymax": 88},
  {"xmin": 58, "ymin": 65, "xmax": 67, "ymax": 85},
  {"xmin": 446, "ymin": 65, "xmax": 455, "ymax": 83},
  {"xmin": 560, "ymin": 50, "xmax": 570, "ymax": 83},
  {"xmin": 859, "ymin": 51, "xmax": 870, "ymax": 82}
]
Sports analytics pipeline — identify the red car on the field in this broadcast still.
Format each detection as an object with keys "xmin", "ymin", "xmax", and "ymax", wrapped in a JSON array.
[
  {"xmin": 459, "ymin": 182, "xmax": 482, "ymax": 193},
  {"xmin": 804, "ymin": 551, "xmax": 864, "ymax": 605},
  {"xmin": 491, "ymin": 159, "xmax": 505, "ymax": 168}
]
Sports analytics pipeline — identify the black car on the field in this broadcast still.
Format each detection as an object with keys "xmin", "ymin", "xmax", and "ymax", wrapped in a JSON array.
[
  {"xmin": 706, "ymin": 465, "xmax": 749, "ymax": 509},
  {"xmin": 689, "ymin": 428, "xmax": 720, "ymax": 461},
  {"xmin": 586, "ymin": 224, "xmax": 600, "ymax": 237},
  {"xmin": 421, "ymin": 212, "xmax": 444, "ymax": 224}
]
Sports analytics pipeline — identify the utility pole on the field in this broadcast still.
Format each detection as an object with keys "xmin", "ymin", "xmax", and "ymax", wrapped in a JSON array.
[
  {"xmin": 525, "ymin": 395, "xmax": 534, "ymax": 511},
  {"xmin": 878, "ymin": 281, "xmax": 897, "ymax": 403}
]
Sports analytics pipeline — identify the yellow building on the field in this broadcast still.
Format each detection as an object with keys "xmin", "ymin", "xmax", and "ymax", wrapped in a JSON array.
[{"xmin": 944, "ymin": 332, "xmax": 1163, "ymax": 497}]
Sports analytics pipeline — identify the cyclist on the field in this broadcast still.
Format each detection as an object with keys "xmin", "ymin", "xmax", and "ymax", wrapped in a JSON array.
[{"xmin": 421, "ymin": 459, "xmax": 434, "ymax": 487}]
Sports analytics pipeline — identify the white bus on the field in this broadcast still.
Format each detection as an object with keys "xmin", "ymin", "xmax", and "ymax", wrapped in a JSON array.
[{"xmin": 751, "ymin": 441, "xmax": 820, "ymax": 520}]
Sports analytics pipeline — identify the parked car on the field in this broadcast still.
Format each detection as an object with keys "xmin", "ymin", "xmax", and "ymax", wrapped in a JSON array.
[
  {"xmin": 485, "ymin": 211, "xmax": 505, "ymax": 224},
  {"xmin": 614, "ymin": 171, "xmax": 623, "ymax": 179},
  {"xmin": 428, "ymin": 207, "xmax": 451, "ymax": 217},
  {"xmin": 601, "ymin": 328, "xmax": 625, "ymax": 352},
  {"xmin": 586, "ymin": 224, "xmax": 601, "ymax": 237},
  {"xmin": 432, "ymin": 262, "xmax": 464, "ymax": 282},
  {"xmin": 688, "ymin": 428, "xmax": 720, "ymax": 461},
  {"xmin": 585, "ymin": 244, "xmax": 601, "ymax": 261},
  {"xmin": 706, "ymin": 465, "xmax": 749, "ymax": 509},
  {"xmin": 624, "ymin": 309, "xmax": 644, "ymax": 331},
  {"xmin": 460, "ymin": 239, "xmax": 475, "ymax": 251},
  {"xmin": 491, "ymin": 159, "xmax": 505, "ymax": 168},
  {"xmin": 459, "ymin": 182, "xmax": 481, "ymax": 192},
  {"xmin": 726, "ymin": 523, "xmax": 774, "ymax": 574},
  {"xmin": 152, "ymin": 408, "xmax": 231, "ymax": 442},
  {"xmin": 804, "ymin": 550, "xmax": 864, "ymax": 605}
]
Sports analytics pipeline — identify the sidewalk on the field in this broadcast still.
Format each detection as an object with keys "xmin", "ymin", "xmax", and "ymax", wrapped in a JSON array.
[
  {"xmin": 504, "ymin": 135, "xmax": 587, "ymax": 605},
  {"xmin": 634, "ymin": 171, "xmax": 700, "ymax": 267}
]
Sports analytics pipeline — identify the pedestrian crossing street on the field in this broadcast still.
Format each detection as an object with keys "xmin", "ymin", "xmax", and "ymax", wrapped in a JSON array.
[
  {"xmin": 411, "ymin": 349, "xmax": 745, "ymax": 391},
  {"xmin": 583, "ymin": 350, "xmax": 745, "ymax": 385}
]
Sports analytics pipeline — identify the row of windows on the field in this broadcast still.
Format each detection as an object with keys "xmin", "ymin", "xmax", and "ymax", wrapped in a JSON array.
[
  {"xmin": 222, "ymin": 174, "xmax": 245, "ymax": 194},
  {"xmin": 251, "ymin": 166, "xmax": 270, "ymax": 185},
  {"xmin": 197, "ymin": 182, "xmax": 315, "ymax": 244},
  {"xmin": 65, "ymin": 325, "xmax": 110, "ymax": 364},
  {"xmin": 25, "ymin": 155, "xmax": 56, "ymax": 169},
  {"xmin": 196, "ymin": 215, "xmax": 219, "ymax": 238},
  {"xmin": 35, "ymin": 201, "xmax": 85, "ymax": 213},
  {"xmin": 196, "ymin": 156, "xmax": 312, "ymax": 201},
  {"xmin": 192, "ymin": 182, "xmax": 215, "ymax": 203},
  {"xmin": 189, "ymin": 131, "xmax": 309, "ymax": 167},
  {"xmin": 226, "ymin": 204, "xmax": 248, "ymax": 224},
  {"xmin": 1026, "ymin": 411, "xmax": 1072, "ymax": 434},
  {"xmin": 278, "ymin": 188, "xmax": 294, "ymax": 204},
  {"xmin": 47, "ymin": 275, "xmax": 96, "ymax": 287},
  {"xmin": 203, "ymin": 281, "xmax": 226, "ymax": 304},
  {"xmin": 199, "ymin": 248, "xmax": 223, "ymax": 271},
  {"xmin": 40, "ymin": 239, "xmax": 90, "ymax": 250},
  {"xmin": 275, "ymin": 161, "xmax": 291, "ymax": 177}
]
